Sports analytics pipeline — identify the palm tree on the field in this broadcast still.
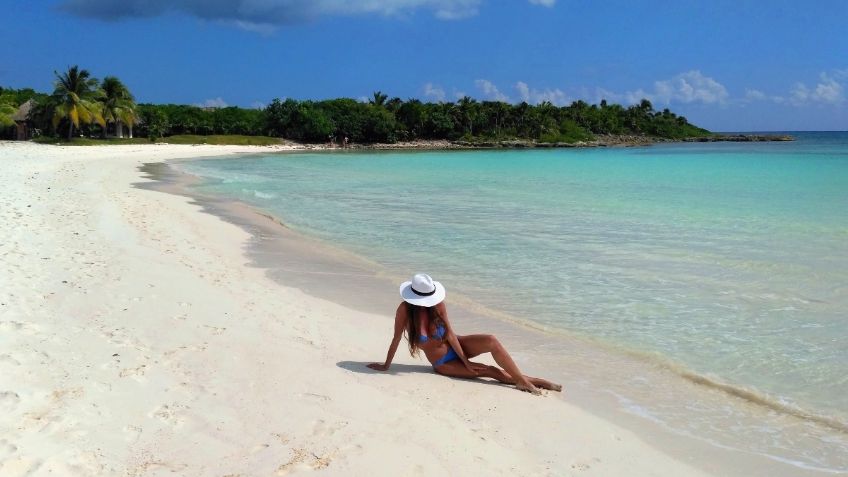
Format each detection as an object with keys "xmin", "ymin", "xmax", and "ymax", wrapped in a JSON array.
[
  {"xmin": 456, "ymin": 96, "xmax": 478, "ymax": 136},
  {"xmin": 51, "ymin": 65, "xmax": 105, "ymax": 140},
  {"xmin": 369, "ymin": 91, "xmax": 388, "ymax": 107},
  {"xmin": 100, "ymin": 76, "xmax": 137, "ymax": 138},
  {"xmin": 0, "ymin": 101, "xmax": 15, "ymax": 128},
  {"xmin": 385, "ymin": 96, "xmax": 402, "ymax": 113}
]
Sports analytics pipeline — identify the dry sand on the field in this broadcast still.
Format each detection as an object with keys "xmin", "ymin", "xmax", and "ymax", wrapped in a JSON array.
[{"xmin": 0, "ymin": 141, "xmax": 714, "ymax": 476}]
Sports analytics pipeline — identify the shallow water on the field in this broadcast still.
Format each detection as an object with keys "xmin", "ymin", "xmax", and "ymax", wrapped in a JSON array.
[{"xmin": 177, "ymin": 132, "xmax": 848, "ymax": 472}]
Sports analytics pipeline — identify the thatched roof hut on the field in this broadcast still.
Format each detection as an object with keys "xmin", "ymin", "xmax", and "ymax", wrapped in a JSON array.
[
  {"xmin": 12, "ymin": 99, "xmax": 35, "ymax": 140},
  {"xmin": 11, "ymin": 99, "xmax": 35, "ymax": 122}
]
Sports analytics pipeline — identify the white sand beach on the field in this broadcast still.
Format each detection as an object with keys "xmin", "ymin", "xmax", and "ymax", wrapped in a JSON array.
[{"xmin": 0, "ymin": 141, "xmax": 723, "ymax": 476}]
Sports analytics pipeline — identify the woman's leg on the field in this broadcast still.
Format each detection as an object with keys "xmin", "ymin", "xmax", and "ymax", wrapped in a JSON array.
[
  {"xmin": 435, "ymin": 361, "xmax": 560, "ymax": 393},
  {"xmin": 455, "ymin": 335, "xmax": 545, "ymax": 393},
  {"xmin": 473, "ymin": 363, "xmax": 561, "ymax": 391},
  {"xmin": 435, "ymin": 361, "xmax": 522, "ymax": 387}
]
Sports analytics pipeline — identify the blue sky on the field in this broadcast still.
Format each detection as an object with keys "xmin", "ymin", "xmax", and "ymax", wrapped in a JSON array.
[{"xmin": 1, "ymin": 0, "xmax": 846, "ymax": 131}]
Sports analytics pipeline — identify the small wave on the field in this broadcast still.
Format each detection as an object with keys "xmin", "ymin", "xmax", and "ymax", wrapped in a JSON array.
[
  {"xmin": 242, "ymin": 189, "xmax": 277, "ymax": 199},
  {"xmin": 670, "ymin": 366, "xmax": 848, "ymax": 434}
]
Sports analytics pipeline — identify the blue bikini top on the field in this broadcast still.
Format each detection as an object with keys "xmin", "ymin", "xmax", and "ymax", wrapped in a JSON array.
[{"xmin": 419, "ymin": 323, "xmax": 446, "ymax": 343}]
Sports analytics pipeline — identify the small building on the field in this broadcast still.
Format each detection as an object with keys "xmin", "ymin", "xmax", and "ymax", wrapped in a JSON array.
[{"xmin": 12, "ymin": 99, "xmax": 35, "ymax": 141}]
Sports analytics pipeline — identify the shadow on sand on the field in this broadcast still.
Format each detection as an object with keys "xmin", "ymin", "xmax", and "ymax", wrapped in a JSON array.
[
  {"xmin": 336, "ymin": 361, "xmax": 433, "ymax": 375},
  {"xmin": 336, "ymin": 360, "xmax": 512, "ymax": 390}
]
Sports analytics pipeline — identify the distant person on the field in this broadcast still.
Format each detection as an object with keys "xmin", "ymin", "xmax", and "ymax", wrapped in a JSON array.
[
  {"xmin": 343, "ymin": 136, "xmax": 349, "ymax": 148},
  {"xmin": 369, "ymin": 273, "xmax": 562, "ymax": 394}
]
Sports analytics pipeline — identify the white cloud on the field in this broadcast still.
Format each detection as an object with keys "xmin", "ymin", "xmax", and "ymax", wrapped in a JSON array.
[
  {"xmin": 515, "ymin": 81, "xmax": 568, "ymax": 105},
  {"xmin": 251, "ymin": 101, "xmax": 266, "ymax": 109},
  {"xmin": 600, "ymin": 71, "xmax": 728, "ymax": 106},
  {"xmin": 528, "ymin": 0, "xmax": 556, "ymax": 6},
  {"xmin": 423, "ymin": 82, "xmax": 446, "ymax": 102},
  {"xmin": 651, "ymin": 70, "xmax": 729, "ymax": 104},
  {"xmin": 196, "ymin": 97, "xmax": 227, "ymax": 108},
  {"xmin": 813, "ymin": 74, "xmax": 843, "ymax": 103},
  {"xmin": 474, "ymin": 79, "xmax": 509, "ymax": 102},
  {"xmin": 516, "ymin": 81, "xmax": 530, "ymax": 102},
  {"xmin": 790, "ymin": 83, "xmax": 810, "ymax": 105},
  {"xmin": 745, "ymin": 89, "xmax": 767, "ymax": 101},
  {"xmin": 622, "ymin": 88, "xmax": 651, "ymax": 105},
  {"xmin": 231, "ymin": 20, "xmax": 276, "ymax": 35},
  {"xmin": 789, "ymin": 72, "xmax": 844, "ymax": 105}
]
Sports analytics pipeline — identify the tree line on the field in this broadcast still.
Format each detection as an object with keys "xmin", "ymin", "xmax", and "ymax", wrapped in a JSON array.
[{"xmin": 2, "ymin": 65, "xmax": 710, "ymax": 143}]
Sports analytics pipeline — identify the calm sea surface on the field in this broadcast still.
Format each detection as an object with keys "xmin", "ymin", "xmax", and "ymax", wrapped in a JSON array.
[{"xmin": 178, "ymin": 132, "xmax": 848, "ymax": 471}]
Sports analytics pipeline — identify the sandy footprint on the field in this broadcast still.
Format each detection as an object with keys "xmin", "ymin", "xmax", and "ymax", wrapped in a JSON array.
[
  {"xmin": 300, "ymin": 392, "xmax": 330, "ymax": 402},
  {"xmin": 0, "ymin": 456, "xmax": 43, "ymax": 477},
  {"xmin": 0, "ymin": 391, "xmax": 21, "ymax": 412},
  {"xmin": 149, "ymin": 403, "xmax": 188, "ymax": 428},
  {"xmin": 119, "ymin": 364, "xmax": 149, "ymax": 380},
  {"xmin": 202, "ymin": 325, "xmax": 226, "ymax": 335},
  {"xmin": 123, "ymin": 425, "xmax": 143, "ymax": 443},
  {"xmin": 249, "ymin": 443, "xmax": 270, "ymax": 455},
  {"xmin": 311, "ymin": 419, "xmax": 348, "ymax": 438},
  {"xmin": 0, "ymin": 321, "xmax": 39, "ymax": 335},
  {"xmin": 44, "ymin": 451, "xmax": 103, "ymax": 476},
  {"xmin": 275, "ymin": 448, "xmax": 332, "ymax": 475},
  {"xmin": 0, "ymin": 439, "xmax": 18, "ymax": 458}
]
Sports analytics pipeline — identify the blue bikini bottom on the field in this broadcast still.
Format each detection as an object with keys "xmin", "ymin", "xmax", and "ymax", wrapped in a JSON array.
[{"xmin": 433, "ymin": 346, "xmax": 459, "ymax": 367}]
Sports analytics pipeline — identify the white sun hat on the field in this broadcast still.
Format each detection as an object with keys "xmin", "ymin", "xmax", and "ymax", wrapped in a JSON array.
[{"xmin": 399, "ymin": 273, "xmax": 446, "ymax": 307}]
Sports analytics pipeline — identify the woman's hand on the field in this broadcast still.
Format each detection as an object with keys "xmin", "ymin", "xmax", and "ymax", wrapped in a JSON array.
[{"xmin": 367, "ymin": 362, "xmax": 390, "ymax": 371}]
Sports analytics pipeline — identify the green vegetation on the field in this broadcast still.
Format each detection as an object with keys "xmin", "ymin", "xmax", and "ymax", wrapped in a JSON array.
[
  {"xmin": 32, "ymin": 136, "xmax": 149, "ymax": 145},
  {"xmin": 0, "ymin": 87, "xmax": 47, "ymax": 135},
  {"xmin": 163, "ymin": 135, "xmax": 283, "ymax": 145},
  {"xmin": 32, "ymin": 134, "xmax": 281, "ymax": 146},
  {"xmin": 539, "ymin": 119, "xmax": 595, "ymax": 143},
  {"xmin": 3, "ymin": 67, "xmax": 712, "ymax": 144},
  {"xmin": 136, "ymin": 104, "xmax": 265, "ymax": 139},
  {"xmin": 0, "ymin": 101, "xmax": 15, "ymax": 128}
]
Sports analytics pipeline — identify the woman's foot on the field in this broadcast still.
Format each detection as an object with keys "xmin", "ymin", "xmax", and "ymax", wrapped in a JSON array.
[
  {"xmin": 516, "ymin": 381, "xmax": 541, "ymax": 395},
  {"xmin": 529, "ymin": 377, "xmax": 563, "ymax": 392},
  {"xmin": 538, "ymin": 381, "xmax": 562, "ymax": 392}
]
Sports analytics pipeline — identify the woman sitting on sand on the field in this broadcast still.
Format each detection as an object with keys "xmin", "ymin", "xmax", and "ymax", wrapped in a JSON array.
[{"xmin": 368, "ymin": 273, "xmax": 561, "ymax": 395}]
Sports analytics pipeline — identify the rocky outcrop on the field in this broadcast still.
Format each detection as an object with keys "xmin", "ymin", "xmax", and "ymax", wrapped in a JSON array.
[
  {"xmin": 681, "ymin": 134, "xmax": 794, "ymax": 142},
  {"xmin": 333, "ymin": 134, "xmax": 795, "ymax": 151}
]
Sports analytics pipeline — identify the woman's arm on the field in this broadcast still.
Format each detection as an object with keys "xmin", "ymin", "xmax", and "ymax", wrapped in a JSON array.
[
  {"xmin": 436, "ymin": 302, "xmax": 474, "ymax": 372},
  {"xmin": 367, "ymin": 303, "xmax": 407, "ymax": 371}
]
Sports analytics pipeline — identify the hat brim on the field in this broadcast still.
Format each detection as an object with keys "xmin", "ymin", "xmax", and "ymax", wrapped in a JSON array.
[{"xmin": 399, "ymin": 280, "xmax": 445, "ymax": 307}]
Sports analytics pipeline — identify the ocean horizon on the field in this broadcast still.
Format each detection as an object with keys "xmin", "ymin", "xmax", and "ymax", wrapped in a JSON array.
[{"xmin": 176, "ymin": 131, "xmax": 848, "ymax": 472}]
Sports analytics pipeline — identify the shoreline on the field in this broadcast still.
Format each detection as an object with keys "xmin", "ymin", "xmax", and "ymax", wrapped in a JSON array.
[
  {"xmin": 0, "ymin": 141, "xmax": 838, "ymax": 476},
  {"xmin": 153, "ymin": 148, "xmax": 844, "ymax": 475},
  {"xmin": 24, "ymin": 132, "xmax": 795, "ymax": 151}
]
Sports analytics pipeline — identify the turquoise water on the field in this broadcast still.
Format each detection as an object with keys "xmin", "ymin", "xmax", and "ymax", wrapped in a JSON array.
[{"xmin": 179, "ymin": 132, "xmax": 848, "ymax": 467}]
